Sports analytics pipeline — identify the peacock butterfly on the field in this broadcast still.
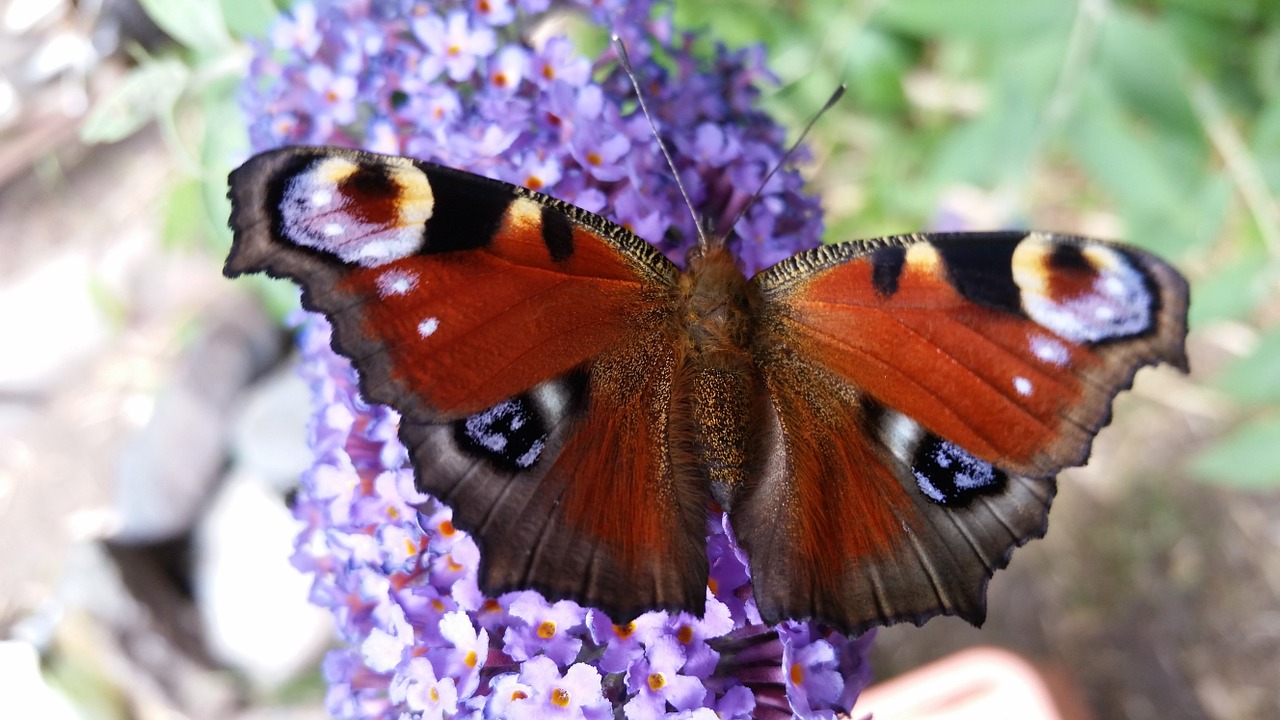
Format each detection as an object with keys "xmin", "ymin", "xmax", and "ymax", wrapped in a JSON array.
[{"xmin": 224, "ymin": 145, "xmax": 1189, "ymax": 634}]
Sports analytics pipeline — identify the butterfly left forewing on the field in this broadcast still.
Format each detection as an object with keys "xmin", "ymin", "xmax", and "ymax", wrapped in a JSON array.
[
  {"xmin": 737, "ymin": 231, "xmax": 1188, "ymax": 632},
  {"xmin": 226, "ymin": 146, "xmax": 677, "ymax": 420},
  {"xmin": 226, "ymin": 146, "xmax": 710, "ymax": 621}
]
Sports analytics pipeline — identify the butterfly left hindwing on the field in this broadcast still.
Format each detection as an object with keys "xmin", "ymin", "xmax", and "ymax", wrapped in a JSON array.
[{"xmin": 226, "ymin": 146, "xmax": 712, "ymax": 620}]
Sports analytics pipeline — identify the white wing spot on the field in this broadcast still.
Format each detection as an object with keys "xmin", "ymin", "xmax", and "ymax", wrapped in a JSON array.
[
  {"xmin": 323, "ymin": 222, "xmax": 345, "ymax": 237},
  {"xmin": 375, "ymin": 269, "xmax": 418, "ymax": 297},
  {"xmin": 1030, "ymin": 334, "xmax": 1070, "ymax": 366},
  {"xmin": 310, "ymin": 189, "xmax": 332, "ymax": 206},
  {"xmin": 1014, "ymin": 376, "xmax": 1033, "ymax": 396},
  {"xmin": 880, "ymin": 411, "xmax": 924, "ymax": 464},
  {"xmin": 1094, "ymin": 305, "xmax": 1116, "ymax": 321},
  {"xmin": 418, "ymin": 317, "xmax": 440, "ymax": 338},
  {"xmin": 516, "ymin": 438, "xmax": 544, "ymax": 468}
]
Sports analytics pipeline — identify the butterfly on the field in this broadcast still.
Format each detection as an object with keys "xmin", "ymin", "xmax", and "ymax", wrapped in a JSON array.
[{"xmin": 225, "ymin": 145, "xmax": 1189, "ymax": 634}]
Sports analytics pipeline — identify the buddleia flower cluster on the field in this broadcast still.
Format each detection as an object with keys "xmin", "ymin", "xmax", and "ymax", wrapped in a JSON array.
[{"xmin": 245, "ymin": 0, "xmax": 874, "ymax": 717}]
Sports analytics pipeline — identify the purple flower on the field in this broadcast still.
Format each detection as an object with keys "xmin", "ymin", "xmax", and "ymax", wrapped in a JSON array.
[
  {"xmin": 391, "ymin": 656, "xmax": 459, "ymax": 717},
  {"xmin": 486, "ymin": 45, "xmax": 527, "ymax": 94},
  {"xmin": 569, "ymin": 122, "xmax": 632, "ymax": 182},
  {"xmin": 412, "ymin": 10, "xmax": 496, "ymax": 81},
  {"xmin": 243, "ymin": 1, "xmax": 870, "ymax": 717},
  {"xmin": 503, "ymin": 658, "xmax": 611, "ymax": 720},
  {"xmin": 781, "ymin": 633, "xmax": 844, "ymax": 715},
  {"xmin": 624, "ymin": 636, "xmax": 707, "ymax": 718},
  {"xmin": 270, "ymin": 1, "xmax": 321, "ymax": 57},
  {"xmin": 468, "ymin": 0, "xmax": 515, "ymax": 26},
  {"xmin": 666, "ymin": 598, "xmax": 733, "ymax": 678},
  {"xmin": 503, "ymin": 593, "xmax": 586, "ymax": 666},
  {"xmin": 434, "ymin": 610, "xmax": 489, "ymax": 696},
  {"xmin": 532, "ymin": 37, "xmax": 591, "ymax": 88},
  {"xmin": 306, "ymin": 64, "xmax": 358, "ymax": 127},
  {"xmin": 586, "ymin": 609, "xmax": 670, "ymax": 674}
]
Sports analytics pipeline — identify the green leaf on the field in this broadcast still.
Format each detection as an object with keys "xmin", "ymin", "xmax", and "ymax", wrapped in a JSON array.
[
  {"xmin": 80, "ymin": 59, "xmax": 189, "ymax": 144},
  {"xmin": 1252, "ymin": 26, "xmax": 1280, "ymax": 101},
  {"xmin": 922, "ymin": 47, "xmax": 1053, "ymax": 189},
  {"xmin": 138, "ymin": 0, "xmax": 231, "ymax": 52},
  {"xmin": 246, "ymin": 273, "xmax": 303, "ymax": 322},
  {"xmin": 1095, "ymin": 10, "xmax": 1200, "ymax": 138},
  {"xmin": 874, "ymin": 0, "xmax": 1074, "ymax": 41},
  {"xmin": 1190, "ymin": 414, "xmax": 1280, "ymax": 489},
  {"xmin": 1062, "ymin": 79, "xmax": 1202, "ymax": 251},
  {"xmin": 218, "ymin": 0, "xmax": 278, "ymax": 39},
  {"xmin": 161, "ymin": 178, "xmax": 207, "ymax": 250},
  {"xmin": 1160, "ymin": 0, "xmax": 1260, "ymax": 24},
  {"xmin": 198, "ymin": 90, "xmax": 248, "ymax": 248},
  {"xmin": 1252, "ymin": 97, "xmax": 1280, "ymax": 191},
  {"xmin": 1186, "ymin": 248, "xmax": 1270, "ymax": 327},
  {"xmin": 1215, "ymin": 327, "xmax": 1280, "ymax": 407},
  {"xmin": 1186, "ymin": 173, "xmax": 1233, "ymax": 252},
  {"xmin": 832, "ymin": 28, "xmax": 911, "ymax": 116}
]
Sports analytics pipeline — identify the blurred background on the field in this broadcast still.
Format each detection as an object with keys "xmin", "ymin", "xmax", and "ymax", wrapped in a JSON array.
[{"xmin": 0, "ymin": 0, "xmax": 1276, "ymax": 717}]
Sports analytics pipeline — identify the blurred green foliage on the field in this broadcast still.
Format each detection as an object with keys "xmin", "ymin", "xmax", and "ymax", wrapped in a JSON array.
[
  {"xmin": 84, "ymin": 0, "xmax": 1280, "ymax": 488},
  {"xmin": 80, "ymin": 0, "xmax": 297, "ymax": 315}
]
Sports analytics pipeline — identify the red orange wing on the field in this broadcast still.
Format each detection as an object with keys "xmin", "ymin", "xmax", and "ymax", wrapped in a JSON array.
[
  {"xmin": 226, "ymin": 146, "xmax": 709, "ymax": 619},
  {"xmin": 737, "ymin": 231, "xmax": 1188, "ymax": 632}
]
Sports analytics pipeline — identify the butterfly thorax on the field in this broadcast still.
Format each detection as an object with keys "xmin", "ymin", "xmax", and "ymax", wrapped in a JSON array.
[
  {"xmin": 674, "ymin": 242, "xmax": 762, "ymax": 508},
  {"xmin": 679, "ymin": 242, "xmax": 758, "ymax": 349}
]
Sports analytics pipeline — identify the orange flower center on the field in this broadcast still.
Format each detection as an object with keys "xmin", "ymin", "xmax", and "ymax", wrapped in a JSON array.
[
  {"xmin": 551, "ymin": 687, "xmax": 571, "ymax": 707},
  {"xmin": 537, "ymin": 621, "xmax": 557, "ymax": 639},
  {"xmin": 648, "ymin": 673, "xmax": 666, "ymax": 691}
]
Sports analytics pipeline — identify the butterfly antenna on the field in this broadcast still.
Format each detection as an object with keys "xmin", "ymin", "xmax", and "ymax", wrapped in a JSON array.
[
  {"xmin": 722, "ymin": 84, "xmax": 846, "ymax": 240},
  {"xmin": 612, "ymin": 34, "xmax": 711, "ymax": 249}
]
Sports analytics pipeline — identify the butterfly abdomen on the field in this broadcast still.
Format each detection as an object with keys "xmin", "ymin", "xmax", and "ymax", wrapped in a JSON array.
[{"xmin": 670, "ymin": 243, "xmax": 766, "ymax": 508}]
